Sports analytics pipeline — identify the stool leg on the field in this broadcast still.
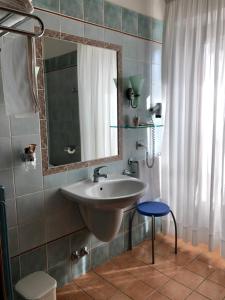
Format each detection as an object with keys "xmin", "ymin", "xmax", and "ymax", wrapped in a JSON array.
[
  {"xmin": 152, "ymin": 216, "xmax": 155, "ymax": 264},
  {"xmin": 129, "ymin": 210, "xmax": 136, "ymax": 250},
  {"xmin": 153, "ymin": 219, "xmax": 156, "ymax": 240},
  {"xmin": 170, "ymin": 210, "xmax": 178, "ymax": 254}
]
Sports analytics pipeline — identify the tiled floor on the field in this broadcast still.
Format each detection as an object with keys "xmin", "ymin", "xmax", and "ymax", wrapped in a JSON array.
[{"xmin": 57, "ymin": 234, "xmax": 225, "ymax": 300}]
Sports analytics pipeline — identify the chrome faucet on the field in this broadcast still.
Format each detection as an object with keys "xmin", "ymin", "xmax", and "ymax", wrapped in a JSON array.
[{"xmin": 93, "ymin": 166, "xmax": 107, "ymax": 182}]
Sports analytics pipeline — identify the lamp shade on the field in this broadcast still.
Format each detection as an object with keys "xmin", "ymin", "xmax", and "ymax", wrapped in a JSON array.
[{"xmin": 129, "ymin": 75, "xmax": 144, "ymax": 95}]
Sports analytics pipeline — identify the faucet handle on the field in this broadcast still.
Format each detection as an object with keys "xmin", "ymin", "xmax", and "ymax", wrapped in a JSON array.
[{"xmin": 94, "ymin": 166, "xmax": 107, "ymax": 174}]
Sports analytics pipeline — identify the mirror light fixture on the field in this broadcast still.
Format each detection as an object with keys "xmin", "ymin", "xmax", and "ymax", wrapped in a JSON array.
[{"xmin": 126, "ymin": 75, "xmax": 144, "ymax": 108}]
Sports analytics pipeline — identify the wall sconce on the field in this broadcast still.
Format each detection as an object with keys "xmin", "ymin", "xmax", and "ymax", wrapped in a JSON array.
[{"xmin": 126, "ymin": 75, "xmax": 144, "ymax": 108}]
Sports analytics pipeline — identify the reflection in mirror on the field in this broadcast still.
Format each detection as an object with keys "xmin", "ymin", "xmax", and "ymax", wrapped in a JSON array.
[{"xmin": 43, "ymin": 37, "xmax": 118, "ymax": 167}]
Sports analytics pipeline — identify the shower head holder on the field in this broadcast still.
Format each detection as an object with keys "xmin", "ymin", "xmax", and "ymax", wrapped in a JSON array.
[{"xmin": 149, "ymin": 103, "xmax": 162, "ymax": 118}]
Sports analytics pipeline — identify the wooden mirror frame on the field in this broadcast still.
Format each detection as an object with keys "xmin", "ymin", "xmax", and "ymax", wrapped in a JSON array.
[{"xmin": 35, "ymin": 29, "xmax": 123, "ymax": 176}]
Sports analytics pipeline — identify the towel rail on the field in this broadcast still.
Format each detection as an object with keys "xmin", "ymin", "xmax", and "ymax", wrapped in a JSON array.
[
  {"xmin": 0, "ymin": 12, "xmax": 14, "ymax": 25},
  {"xmin": 0, "ymin": 6, "xmax": 44, "ymax": 37}
]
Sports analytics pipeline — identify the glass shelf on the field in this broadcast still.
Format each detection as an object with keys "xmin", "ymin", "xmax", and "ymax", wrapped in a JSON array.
[{"xmin": 110, "ymin": 124, "xmax": 164, "ymax": 129}]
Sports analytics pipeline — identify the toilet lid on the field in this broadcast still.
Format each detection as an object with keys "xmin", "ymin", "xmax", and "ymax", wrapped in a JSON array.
[{"xmin": 15, "ymin": 271, "xmax": 57, "ymax": 300}]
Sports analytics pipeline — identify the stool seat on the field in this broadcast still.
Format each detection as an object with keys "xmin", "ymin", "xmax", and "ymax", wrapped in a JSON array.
[
  {"xmin": 137, "ymin": 201, "xmax": 170, "ymax": 217},
  {"xmin": 129, "ymin": 198, "xmax": 178, "ymax": 264}
]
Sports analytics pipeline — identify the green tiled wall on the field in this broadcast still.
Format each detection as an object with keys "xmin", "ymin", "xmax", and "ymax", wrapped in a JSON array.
[
  {"xmin": 138, "ymin": 14, "xmax": 152, "ymax": 39},
  {"xmin": 4, "ymin": 0, "xmax": 164, "ymax": 292},
  {"xmin": 34, "ymin": 0, "xmax": 164, "ymax": 42},
  {"xmin": 104, "ymin": 1, "xmax": 122, "ymax": 31},
  {"xmin": 84, "ymin": 0, "xmax": 104, "ymax": 25},
  {"xmin": 60, "ymin": 0, "xmax": 84, "ymax": 19},
  {"xmin": 122, "ymin": 7, "xmax": 138, "ymax": 35},
  {"xmin": 34, "ymin": 0, "xmax": 59, "ymax": 12}
]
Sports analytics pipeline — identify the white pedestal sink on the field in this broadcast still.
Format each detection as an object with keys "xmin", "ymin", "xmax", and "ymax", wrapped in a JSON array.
[{"xmin": 61, "ymin": 175, "xmax": 146, "ymax": 242}]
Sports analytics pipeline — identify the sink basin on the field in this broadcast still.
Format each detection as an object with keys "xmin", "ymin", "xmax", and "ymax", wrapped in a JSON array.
[
  {"xmin": 61, "ymin": 175, "xmax": 146, "ymax": 209},
  {"xmin": 61, "ymin": 175, "xmax": 146, "ymax": 242}
]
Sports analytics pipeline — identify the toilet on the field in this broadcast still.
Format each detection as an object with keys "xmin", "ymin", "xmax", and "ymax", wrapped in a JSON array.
[{"xmin": 15, "ymin": 271, "xmax": 57, "ymax": 300}]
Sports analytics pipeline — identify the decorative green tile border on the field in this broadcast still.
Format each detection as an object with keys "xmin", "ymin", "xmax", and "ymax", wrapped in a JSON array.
[{"xmin": 34, "ymin": 0, "xmax": 164, "ymax": 43}]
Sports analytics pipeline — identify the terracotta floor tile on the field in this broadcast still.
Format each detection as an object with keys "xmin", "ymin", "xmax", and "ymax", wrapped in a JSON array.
[
  {"xmin": 186, "ymin": 292, "xmax": 209, "ymax": 300},
  {"xmin": 210, "ymin": 258, "xmax": 225, "ymax": 270},
  {"xmin": 208, "ymin": 269, "xmax": 225, "ymax": 287},
  {"xmin": 75, "ymin": 271, "xmax": 100, "ymax": 287},
  {"xmin": 75, "ymin": 271, "xmax": 117, "ymax": 300},
  {"xmin": 57, "ymin": 237, "xmax": 225, "ymax": 300},
  {"xmin": 196, "ymin": 251, "xmax": 225, "ymax": 270},
  {"xmin": 197, "ymin": 253, "xmax": 214, "ymax": 264},
  {"xmin": 147, "ymin": 291, "xmax": 169, "ymax": 299},
  {"xmin": 130, "ymin": 244, "xmax": 152, "ymax": 257},
  {"xmin": 134, "ymin": 251, "xmax": 155, "ymax": 264},
  {"xmin": 169, "ymin": 252, "xmax": 197, "ymax": 267},
  {"xmin": 137, "ymin": 240, "xmax": 175, "ymax": 263},
  {"xmin": 197, "ymin": 279, "xmax": 225, "ymax": 300},
  {"xmin": 178, "ymin": 243, "xmax": 203, "ymax": 257},
  {"xmin": 57, "ymin": 282, "xmax": 79, "ymax": 293},
  {"xmin": 101, "ymin": 269, "xmax": 137, "ymax": 291},
  {"xmin": 154, "ymin": 260, "xmax": 182, "ymax": 277},
  {"xmin": 109, "ymin": 291, "xmax": 132, "ymax": 300},
  {"xmin": 155, "ymin": 243, "xmax": 175, "ymax": 258},
  {"xmin": 144, "ymin": 238, "xmax": 179, "ymax": 258},
  {"xmin": 57, "ymin": 283, "xmax": 92, "ymax": 300},
  {"xmin": 94, "ymin": 261, "xmax": 120, "ymax": 276},
  {"xmin": 111, "ymin": 252, "xmax": 146, "ymax": 272},
  {"xmin": 128, "ymin": 245, "xmax": 153, "ymax": 264},
  {"xmin": 94, "ymin": 259, "xmax": 137, "ymax": 291},
  {"xmin": 140, "ymin": 240, "xmax": 155, "ymax": 248},
  {"xmin": 57, "ymin": 289, "xmax": 92, "ymax": 300},
  {"xmin": 186, "ymin": 258, "xmax": 215, "ymax": 278},
  {"xmin": 130, "ymin": 265, "xmax": 170, "ymax": 289},
  {"xmin": 157, "ymin": 235, "xmax": 187, "ymax": 252},
  {"xmin": 172, "ymin": 268, "xmax": 204, "ymax": 289},
  {"xmin": 141, "ymin": 239, "xmax": 162, "ymax": 250},
  {"xmin": 159, "ymin": 279, "xmax": 192, "ymax": 300},
  {"xmin": 123, "ymin": 279, "xmax": 155, "ymax": 300},
  {"xmin": 155, "ymin": 234, "xmax": 173, "ymax": 244},
  {"xmin": 138, "ymin": 255, "xmax": 154, "ymax": 265},
  {"xmin": 151, "ymin": 254, "xmax": 172, "ymax": 266}
]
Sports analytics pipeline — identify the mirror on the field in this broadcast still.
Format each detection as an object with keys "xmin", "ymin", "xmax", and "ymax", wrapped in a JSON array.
[{"xmin": 36, "ymin": 30, "xmax": 122, "ymax": 175}]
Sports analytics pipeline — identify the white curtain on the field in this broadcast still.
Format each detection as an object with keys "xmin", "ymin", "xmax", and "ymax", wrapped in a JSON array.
[
  {"xmin": 161, "ymin": 0, "xmax": 225, "ymax": 256},
  {"xmin": 77, "ymin": 44, "xmax": 118, "ymax": 161}
]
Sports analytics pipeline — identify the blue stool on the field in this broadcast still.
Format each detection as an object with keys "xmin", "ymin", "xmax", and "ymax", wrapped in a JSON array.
[{"xmin": 129, "ymin": 200, "xmax": 178, "ymax": 264}]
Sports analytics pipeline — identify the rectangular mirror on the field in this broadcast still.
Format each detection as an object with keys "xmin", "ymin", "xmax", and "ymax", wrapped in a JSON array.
[{"xmin": 36, "ymin": 30, "xmax": 122, "ymax": 175}]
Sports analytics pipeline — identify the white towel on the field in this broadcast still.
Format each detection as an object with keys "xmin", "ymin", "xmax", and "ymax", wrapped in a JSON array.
[
  {"xmin": 0, "ymin": 0, "xmax": 33, "ymax": 13},
  {"xmin": 1, "ymin": 35, "xmax": 38, "ymax": 116},
  {"xmin": 138, "ymin": 156, "xmax": 161, "ymax": 202}
]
